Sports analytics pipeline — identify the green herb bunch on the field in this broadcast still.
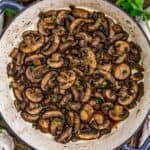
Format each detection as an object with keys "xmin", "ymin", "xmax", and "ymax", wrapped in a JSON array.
[{"xmin": 116, "ymin": 0, "xmax": 150, "ymax": 31}]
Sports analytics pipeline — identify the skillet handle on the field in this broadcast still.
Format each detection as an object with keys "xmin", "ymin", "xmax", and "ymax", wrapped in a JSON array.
[
  {"xmin": 121, "ymin": 136, "xmax": 150, "ymax": 150},
  {"xmin": 0, "ymin": 0, "xmax": 24, "ymax": 13}
]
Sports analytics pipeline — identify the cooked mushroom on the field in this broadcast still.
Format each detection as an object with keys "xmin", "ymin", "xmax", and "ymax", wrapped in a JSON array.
[
  {"xmin": 109, "ymin": 104, "xmax": 129, "ymax": 121},
  {"xmin": 41, "ymin": 71, "xmax": 57, "ymax": 91},
  {"xmin": 90, "ymin": 113, "xmax": 111, "ymax": 130},
  {"xmin": 77, "ymin": 130, "xmax": 100, "ymax": 140},
  {"xmin": 75, "ymin": 32, "xmax": 92, "ymax": 42},
  {"xmin": 47, "ymin": 53, "xmax": 64, "ymax": 68},
  {"xmin": 50, "ymin": 118, "xmax": 63, "ymax": 136},
  {"xmin": 42, "ymin": 110, "xmax": 63, "ymax": 119},
  {"xmin": 70, "ymin": 6, "xmax": 89, "ymax": 18},
  {"xmin": 130, "ymin": 72, "xmax": 144, "ymax": 81},
  {"xmin": 56, "ymin": 127, "xmax": 72, "ymax": 143},
  {"xmin": 26, "ymin": 106, "xmax": 42, "ymax": 115},
  {"xmin": 56, "ymin": 10, "xmax": 70, "ymax": 25},
  {"xmin": 38, "ymin": 119, "xmax": 50, "ymax": 133},
  {"xmin": 21, "ymin": 112, "xmax": 39, "ymax": 122},
  {"xmin": 81, "ymin": 83, "xmax": 91, "ymax": 103},
  {"xmin": 60, "ymin": 94, "xmax": 72, "ymax": 106},
  {"xmin": 118, "ymin": 81, "xmax": 138, "ymax": 105},
  {"xmin": 113, "ymin": 63, "xmax": 130, "ymax": 80},
  {"xmin": 70, "ymin": 18, "xmax": 94, "ymax": 33},
  {"xmin": 103, "ymin": 89, "xmax": 116, "ymax": 101},
  {"xmin": 57, "ymin": 70, "xmax": 76, "ymax": 90},
  {"xmin": 13, "ymin": 88, "xmax": 23, "ymax": 101},
  {"xmin": 101, "ymin": 102, "xmax": 114, "ymax": 115},
  {"xmin": 25, "ymin": 54, "xmax": 45, "ymax": 66},
  {"xmin": 42, "ymin": 34, "xmax": 60, "ymax": 56},
  {"xmin": 25, "ymin": 88, "xmax": 43, "ymax": 103},
  {"xmin": 88, "ymin": 18, "xmax": 101, "ymax": 32},
  {"xmin": 69, "ymin": 102, "xmax": 81, "ymax": 111},
  {"xmin": 26, "ymin": 65, "xmax": 49, "ymax": 83},
  {"xmin": 20, "ymin": 31, "xmax": 44, "ymax": 53},
  {"xmin": 83, "ymin": 48, "xmax": 97, "ymax": 75}
]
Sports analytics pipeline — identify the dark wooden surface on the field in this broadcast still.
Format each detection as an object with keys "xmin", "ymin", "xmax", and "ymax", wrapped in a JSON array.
[{"xmin": 0, "ymin": 0, "xmax": 149, "ymax": 150}]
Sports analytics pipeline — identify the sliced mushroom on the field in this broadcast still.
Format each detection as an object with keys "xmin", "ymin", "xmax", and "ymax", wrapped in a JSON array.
[
  {"xmin": 70, "ymin": 18, "xmax": 94, "ymax": 33},
  {"xmin": 47, "ymin": 53, "xmax": 64, "ymax": 68},
  {"xmin": 113, "ymin": 63, "xmax": 130, "ymax": 80},
  {"xmin": 26, "ymin": 65, "xmax": 49, "ymax": 83},
  {"xmin": 103, "ymin": 89, "xmax": 116, "ymax": 101},
  {"xmin": 38, "ymin": 119, "xmax": 50, "ymax": 133},
  {"xmin": 75, "ymin": 32, "xmax": 92, "ymax": 42},
  {"xmin": 26, "ymin": 106, "xmax": 42, "ymax": 115},
  {"xmin": 88, "ymin": 18, "xmax": 101, "ymax": 32},
  {"xmin": 77, "ymin": 130, "xmax": 100, "ymax": 140},
  {"xmin": 56, "ymin": 10, "xmax": 70, "ymax": 25},
  {"xmin": 56, "ymin": 127, "xmax": 72, "ymax": 143},
  {"xmin": 57, "ymin": 70, "xmax": 76, "ymax": 90},
  {"xmin": 130, "ymin": 72, "xmax": 144, "ymax": 81},
  {"xmin": 109, "ymin": 104, "xmax": 129, "ymax": 121},
  {"xmin": 60, "ymin": 94, "xmax": 72, "ymax": 106},
  {"xmin": 41, "ymin": 71, "xmax": 57, "ymax": 91},
  {"xmin": 25, "ymin": 88, "xmax": 43, "ymax": 103},
  {"xmin": 42, "ymin": 34, "xmax": 60, "ymax": 56},
  {"xmin": 81, "ymin": 83, "xmax": 91, "ymax": 103},
  {"xmin": 69, "ymin": 102, "xmax": 81, "ymax": 111},
  {"xmin": 118, "ymin": 81, "xmax": 138, "ymax": 105},
  {"xmin": 50, "ymin": 118, "xmax": 63, "ymax": 136},
  {"xmin": 101, "ymin": 102, "xmax": 114, "ymax": 115},
  {"xmin": 13, "ymin": 88, "xmax": 23, "ymax": 101},
  {"xmin": 70, "ymin": 6, "xmax": 89, "ymax": 18},
  {"xmin": 74, "ymin": 113, "xmax": 81, "ymax": 134},
  {"xmin": 90, "ymin": 113, "xmax": 111, "ymax": 130},
  {"xmin": 9, "ymin": 48, "xmax": 18, "ymax": 59},
  {"xmin": 20, "ymin": 31, "xmax": 44, "ymax": 53},
  {"xmin": 21, "ymin": 112, "xmax": 39, "ymax": 122},
  {"xmin": 42, "ymin": 110, "xmax": 63, "ymax": 119},
  {"xmin": 83, "ymin": 48, "xmax": 97, "ymax": 75},
  {"xmin": 25, "ymin": 54, "xmax": 45, "ymax": 66}
]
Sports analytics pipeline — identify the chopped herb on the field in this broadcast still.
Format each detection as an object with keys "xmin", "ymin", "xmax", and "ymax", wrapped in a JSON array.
[
  {"xmin": 74, "ymin": 81, "xmax": 83, "ymax": 89},
  {"xmin": 52, "ymin": 15, "xmax": 57, "ymax": 20},
  {"xmin": 32, "ymin": 123, "xmax": 36, "ymax": 128},
  {"xmin": 122, "ymin": 70, "xmax": 128, "ymax": 74},
  {"xmin": 29, "ymin": 64, "xmax": 36, "ymax": 70},
  {"xmin": 52, "ymin": 95, "xmax": 58, "ymax": 102},
  {"xmin": 51, "ymin": 120, "xmax": 62, "ymax": 126},
  {"xmin": 95, "ymin": 98, "xmax": 103, "ymax": 104}
]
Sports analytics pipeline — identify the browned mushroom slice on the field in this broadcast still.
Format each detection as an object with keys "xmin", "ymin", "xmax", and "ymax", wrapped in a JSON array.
[
  {"xmin": 26, "ymin": 106, "xmax": 42, "ymax": 115},
  {"xmin": 41, "ymin": 71, "xmax": 57, "ymax": 91},
  {"xmin": 47, "ymin": 53, "xmax": 64, "ymax": 68},
  {"xmin": 9, "ymin": 48, "xmax": 18, "ymax": 59},
  {"xmin": 130, "ymin": 72, "xmax": 144, "ymax": 81},
  {"xmin": 75, "ymin": 32, "xmax": 92, "ymax": 42},
  {"xmin": 113, "ymin": 63, "xmax": 130, "ymax": 80},
  {"xmin": 56, "ymin": 127, "xmax": 72, "ymax": 143},
  {"xmin": 7, "ymin": 63, "xmax": 16, "ymax": 76},
  {"xmin": 101, "ymin": 102, "xmax": 114, "ymax": 115},
  {"xmin": 109, "ymin": 104, "xmax": 129, "ymax": 121},
  {"xmin": 38, "ymin": 119, "xmax": 50, "ymax": 133},
  {"xmin": 13, "ymin": 88, "xmax": 23, "ymax": 101},
  {"xmin": 15, "ymin": 52, "xmax": 26, "ymax": 65},
  {"xmin": 90, "ymin": 113, "xmax": 111, "ymax": 130},
  {"xmin": 74, "ymin": 113, "xmax": 81, "ymax": 134},
  {"xmin": 60, "ymin": 94, "xmax": 72, "ymax": 106},
  {"xmin": 53, "ymin": 26, "xmax": 65, "ymax": 36},
  {"xmin": 67, "ymin": 111, "xmax": 75, "ymax": 126},
  {"xmin": 115, "ymin": 40, "xmax": 129, "ymax": 54},
  {"xmin": 69, "ymin": 102, "xmax": 81, "ymax": 111},
  {"xmin": 83, "ymin": 48, "xmax": 97, "ymax": 75},
  {"xmin": 81, "ymin": 83, "xmax": 91, "ymax": 103},
  {"xmin": 70, "ymin": 18, "xmax": 94, "ymax": 33},
  {"xmin": 50, "ymin": 118, "xmax": 63, "ymax": 136},
  {"xmin": 20, "ymin": 31, "xmax": 44, "ymax": 53},
  {"xmin": 118, "ymin": 81, "xmax": 138, "ymax": 106},
  {"xmin": 21, "ymin": 112, "xmax": 39, "ymax": 122},
  {"xmin": 42, "ymin": 34, "xmax": 60, "ymax": 56},
  {"xmin": 25, "ymin": 88, "xmax": 43, "ymax": 103},
  {"xmin": 42, "ymin": 110, "xmax": 63, "ymax": 119},
  {"xmin": 77, "ymin": 130, "xmax": 100, "ymax": 140},
  {"xmin": 70, "ymin": 6, "xmax": 89, "ymax": 18},
  {"xmin": 99, "ymin": 63, "xmax": 112, "ymax": 72},
  {"xmin": 56, "ymin": 10, "xmax": 70, "ymax": 25},
  {"xmin": 26, "ymin": 65, "xmax": 49, "ymax": 83},
  {"xmin": 88, "ymin": 18, "xmax": 101, "ymax": 32},
  {"xmin": 57, "ymin": 70, "xmax": 76, "ymax": 90},
  {"xmin": 25, "ymin": 54, "xmax": 45, "ymax": 66},
  {"xmin": 103, "ymin": 89, "xmax": 116, "ymax": 101}
]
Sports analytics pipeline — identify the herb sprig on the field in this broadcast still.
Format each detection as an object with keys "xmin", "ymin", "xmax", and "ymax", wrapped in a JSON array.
[{"xmin": 116, "ymin": 0, "xmax": 150, "ymax": 31}]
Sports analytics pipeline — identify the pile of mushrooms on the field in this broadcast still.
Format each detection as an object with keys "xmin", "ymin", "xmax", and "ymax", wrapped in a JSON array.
[{"xmin": 7, "ymin": 6, "xmax": 144, "ymax": 144}]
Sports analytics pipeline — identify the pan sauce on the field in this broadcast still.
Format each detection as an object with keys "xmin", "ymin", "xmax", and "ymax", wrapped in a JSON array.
[{"xmin": 7, "ymin": 6, "xmax": 144, "ymax": 144}]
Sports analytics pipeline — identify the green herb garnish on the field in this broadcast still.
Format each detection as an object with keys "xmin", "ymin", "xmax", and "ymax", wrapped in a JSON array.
[
  {"xmin": 52, "ymin": 95, "xmax": 58, "ymax": 102},
  {"xmin": 32, "ymin": 123, "xmax": 36, "ymax": 128},
  {"xmin": 122, "ymin": 70, "xmax": 128, "ymax": 74},
  {"xmin": 74, "ymin": 81, "xmax": 83, "ymax": 89},
  {"xmin": 116, "ymin": 0, "xmax": 150, "ymax": 32},
  {"xmin": 95, "ymin": 98, "xmax": 103, "ymax": 104},
  {"xmin": 29, "ymin": 64, "xmax": 36, "ymax": 70},
  {"xmin": 52, "ymin": 15, "xmax": 57, "ymax": 20}
]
